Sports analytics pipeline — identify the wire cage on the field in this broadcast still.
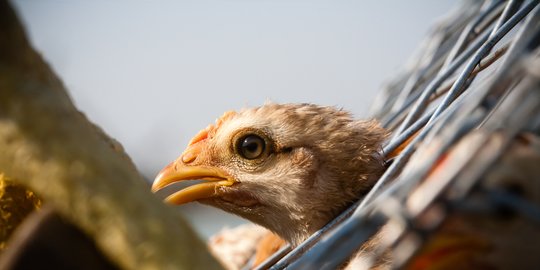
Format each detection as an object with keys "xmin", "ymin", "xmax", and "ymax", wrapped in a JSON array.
[{"xmin": 254, "ymin": 0, "xmax": 540, "ymax": 269}]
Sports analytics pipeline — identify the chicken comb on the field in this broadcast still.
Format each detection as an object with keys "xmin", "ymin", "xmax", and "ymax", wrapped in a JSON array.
[{"xmin": 187, "ymin": 111, "xmax": 237, "ymax": 146}]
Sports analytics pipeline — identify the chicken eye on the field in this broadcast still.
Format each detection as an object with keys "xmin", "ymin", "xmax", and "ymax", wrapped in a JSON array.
[{"xmin": 238, "ymin": 135, "xmax": 266, "ymax": 160}]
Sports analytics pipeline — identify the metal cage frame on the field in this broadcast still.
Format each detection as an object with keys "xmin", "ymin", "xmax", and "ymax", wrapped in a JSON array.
[{"xmin": 252, "ymin": 0, "xmax": 540, "ymax": 269}]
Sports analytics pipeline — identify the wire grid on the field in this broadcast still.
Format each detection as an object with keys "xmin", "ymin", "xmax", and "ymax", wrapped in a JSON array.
[{"xmin": 253, "ymin": 0, "xmax": 540, "ymax": 269}]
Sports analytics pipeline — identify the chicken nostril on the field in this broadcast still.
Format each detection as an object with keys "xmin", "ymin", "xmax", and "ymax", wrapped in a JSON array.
[{"xmin": 181, "ymin": 151, "xmax": 197, "ymax": 164}]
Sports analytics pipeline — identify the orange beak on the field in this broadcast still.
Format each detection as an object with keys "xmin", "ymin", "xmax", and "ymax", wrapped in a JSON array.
[{"xmin": 152, "ymin": 161, "xmax": 236, "ymax": 205}]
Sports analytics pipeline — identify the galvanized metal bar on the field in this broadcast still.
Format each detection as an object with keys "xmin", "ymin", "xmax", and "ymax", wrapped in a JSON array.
[
  {"xmin": 272, "ymin": 51, "xmax": 508, "ymax": 270},
  {"xmin": 488, "ymin": 0, "xmax": 524, "ymax": 39},
  {"xmin": 385, "ymin": 30, "xmax": 490, "ymax": 133},
  {"xmin": 390, "ymin": 1, "xmax": 535, "ymax": 139},
  {"xmin": 372, "ymin": 1, "xmax": 484, "ymax": 119},
  {"xmin": 288, "ymin": 213, "xmax": 386, "ymax": 270},
  {"xmin": 368, "ymin": 0, "xmax": 540, "ymax": 213},
  {"xmin": 442, "ymin": 0, "xmax": 505, "ymax": 69},
  {"xmin": 284, "ymin": 83, "xmax": 487, "ymax": 269},
  {"xmin": 251, "ymin": 245, "xmax": 290, "ymax": 270},
  {"xmin": 383, "ymin": 41, "xmax": 509, "ymax": 156},
  {"xmin": 268, "ymin": 200, "xmax": 361, "ymax": 270},
  {"xmin": 261, "ymin": 2, "xmax": 540, "ymax": 269},
  {"xmin": 428, "ymin": 0, "xmax": 538, "ymax": 124}
]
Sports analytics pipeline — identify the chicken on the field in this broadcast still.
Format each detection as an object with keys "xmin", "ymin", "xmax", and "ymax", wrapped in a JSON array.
[
  {"xmin": 152, "ymin": 103, "xmax": 387, "ymax": 246},
  {"xmin": 207, "ymin": 224, "xmax": 269, "ymax": 270}
]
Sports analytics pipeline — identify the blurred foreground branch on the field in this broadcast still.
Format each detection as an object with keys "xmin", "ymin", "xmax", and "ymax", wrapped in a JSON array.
[{"xmin": 0, "ymin": 1, "xmax": 222, "ymax": 269}]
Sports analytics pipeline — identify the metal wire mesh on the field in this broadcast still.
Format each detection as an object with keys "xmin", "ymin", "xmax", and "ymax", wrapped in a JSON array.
[{"xmin": 253, "ymin": 0, "xmax": 540, "ymax": 269}]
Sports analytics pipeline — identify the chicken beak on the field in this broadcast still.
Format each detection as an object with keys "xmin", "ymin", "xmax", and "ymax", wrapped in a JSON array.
[{"xmin": 152, "ymin": 161, "xmax": 236, "ymax": 205}]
